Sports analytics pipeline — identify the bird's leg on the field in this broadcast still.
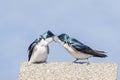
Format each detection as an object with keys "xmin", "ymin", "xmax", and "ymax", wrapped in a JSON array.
[
  {"xmin": 53, "ymin": 36, "xmax": 57, "ymax": 42},
  {"xmin": 86, "ymin": 58, "xmax": 90, "ymax": 65},
  {"xmin": 73, "ymin": 59, "xmax": 79, "ymax": 63},
  {"xmin": 44, "ymin": 61, "xmax": 47, "ymax": 64}
]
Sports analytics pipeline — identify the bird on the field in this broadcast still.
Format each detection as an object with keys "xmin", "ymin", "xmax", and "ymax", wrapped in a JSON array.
[
  {"xmin": 57, "ymin": 33, "xmax": 107, "ymax": 64},
  {"xmin": 28, "ymin": 30, "xmax": 54, "ymax": 64}
]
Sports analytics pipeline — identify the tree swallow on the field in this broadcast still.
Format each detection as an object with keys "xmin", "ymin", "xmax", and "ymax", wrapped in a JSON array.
[
  {"xmin": 28, "ymin": 30, "xmax": 54, "ymax": 64},
  {"xmin": 57, "ymin": 33, "xmax": 107, "ymax": 63}
]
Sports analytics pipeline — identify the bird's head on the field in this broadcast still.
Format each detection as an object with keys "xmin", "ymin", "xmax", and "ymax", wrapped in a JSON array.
[
  {"xmin": 57, "ymin": 33, "xmax": 70, "ymax": 45},
  {"xmin": 41, "ymin": 30, "xmax": 55, "ymax": 43}
]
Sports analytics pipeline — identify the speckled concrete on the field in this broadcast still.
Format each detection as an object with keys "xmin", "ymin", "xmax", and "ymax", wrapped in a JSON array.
[{"xmin": 18, "ymin": 62, "xmax": 118, "ymax": 80}]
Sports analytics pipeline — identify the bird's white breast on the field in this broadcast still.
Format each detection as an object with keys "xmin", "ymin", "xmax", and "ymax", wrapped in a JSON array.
[{"xmin": 29, "ymin": 43, "xmax": 48, "ymax": 63}]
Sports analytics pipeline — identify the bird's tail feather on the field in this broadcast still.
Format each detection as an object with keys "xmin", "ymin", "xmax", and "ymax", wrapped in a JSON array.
[{"xmin": 92, "ymin": 50, "xmax": 107, "ymax": 58}]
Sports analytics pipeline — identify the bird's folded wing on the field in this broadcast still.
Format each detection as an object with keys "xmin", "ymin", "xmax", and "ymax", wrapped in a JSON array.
[
  {"xmin": 28, "ymin": 39, "xmax": 39, "ymax": 61},
  {"xmin": 47, "ymin": 45, "xmax": 49, "ymax": 54},
  {"xmin": 71, "ymin": 44, "xmax": 107, "ymax": 57},
  {"xmin": 71, "ymin": 44, "xmax": 93, "ymax": 54}
]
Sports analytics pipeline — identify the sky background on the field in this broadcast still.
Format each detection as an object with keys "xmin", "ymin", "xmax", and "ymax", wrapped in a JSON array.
[{"xmin": 0, "ymin": 0, "xmax": 120, "ymax": 80}]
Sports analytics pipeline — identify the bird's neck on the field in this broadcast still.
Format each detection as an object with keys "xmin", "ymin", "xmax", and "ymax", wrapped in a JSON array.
[{"xmin": 40, "ymin": 39, "xmax": 48, "ymax": 46}]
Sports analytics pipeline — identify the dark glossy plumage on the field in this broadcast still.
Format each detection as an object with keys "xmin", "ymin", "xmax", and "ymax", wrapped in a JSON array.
[
  {"xmin": 41, "ymin": 30, "xmax": 54, "ymax": 40},
  {"xmin": 57, "ymin": 33, "xmax": 69, "ymax": 43},
  {"xmin": 28, "ymin": 38, "xmax": 41, "ymax": 61},
  {"xmin": 69, "ymin": 38, "xmax": 107, "ymax": 57}
]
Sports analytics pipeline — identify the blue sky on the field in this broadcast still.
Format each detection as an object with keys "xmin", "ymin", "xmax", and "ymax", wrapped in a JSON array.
[{"xmin": 0, "ymin": 0, "xmax": 120, "ymax": 80}]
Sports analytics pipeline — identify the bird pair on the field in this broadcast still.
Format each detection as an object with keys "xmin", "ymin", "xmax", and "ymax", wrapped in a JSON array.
[{"xmin": 28, "ymin": 30, "xmax": 107, "ymax": 64}]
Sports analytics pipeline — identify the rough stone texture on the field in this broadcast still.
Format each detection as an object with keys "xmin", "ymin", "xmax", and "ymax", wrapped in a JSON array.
[{"xmin": 18, "ymin": 62, "xmax": 118, "ymax": 80}]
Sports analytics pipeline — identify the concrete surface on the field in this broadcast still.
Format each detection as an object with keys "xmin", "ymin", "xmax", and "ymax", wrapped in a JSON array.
[{"xmin": 18, "ymin": 62, "xmax": 118, "ymax": 80}]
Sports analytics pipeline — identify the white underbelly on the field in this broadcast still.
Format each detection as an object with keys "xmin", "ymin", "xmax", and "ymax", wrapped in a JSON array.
[
  {"xmin": 29, "ymin": 46, "xmax": 48, "ymax": 63},
  {"xmin": 64, "ymin": 44, "xmax": 92, "ymax": 59},
  {"xmin": 70, "ymin": 51, "xmax": 92, "ymax": 59}
]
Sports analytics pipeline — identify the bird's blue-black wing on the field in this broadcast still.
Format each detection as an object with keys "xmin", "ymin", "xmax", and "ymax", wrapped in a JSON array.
[
  {"xmin": 71, "ymin": 44, "xmax": 93, "ymax": 54},
  {"xmin": 47, "ymin": 45, "xmax": 49, "ymax": 54},
  {"xmin": 28, "ymin": 39, "xmax": 40, "ymax": 61},
  {"xmin": 70, "ymin": 38, "xmax": 107, "ymax": 57},
  {"xmin": 69, "ymin": 38, "xmax": 92, "ymax": 53},
  {"xmin": 69, "ymin": 38, "xmax": 84, "ymax": 45}
]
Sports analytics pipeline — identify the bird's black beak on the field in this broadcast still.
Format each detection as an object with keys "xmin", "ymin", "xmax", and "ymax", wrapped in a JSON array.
[
  {"xmin": 53, "ymin": 38, "xmax": 57, "ymax": 42},
  {"xmin": 53, "ymin": 35, "xmax": 58, "ymax": 42}
]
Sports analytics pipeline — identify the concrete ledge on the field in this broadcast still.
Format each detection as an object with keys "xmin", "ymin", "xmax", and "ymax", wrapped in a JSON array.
[{"xmin": 18, "ymin": 62, "xmax": 118, "ymax": 80}]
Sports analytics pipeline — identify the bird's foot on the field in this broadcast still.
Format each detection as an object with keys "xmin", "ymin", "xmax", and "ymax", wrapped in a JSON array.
[
  {"xmin": 35, "ymin": 61, "xmax": 46, "ymax": 64},
  {"xmin": 86, "ymin": 58, "xmax": 90, "ymax": 65},
  {"xmin": 44, "ymin": 61, "xmax": 47, "ymax": 64},
  {"xmin": 73, "ymin": 59, "xmax": 79, "ymax": 63},
  {"xmin": 73, "ymin": 60, "xmax": 85, "ymax": 64}
]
